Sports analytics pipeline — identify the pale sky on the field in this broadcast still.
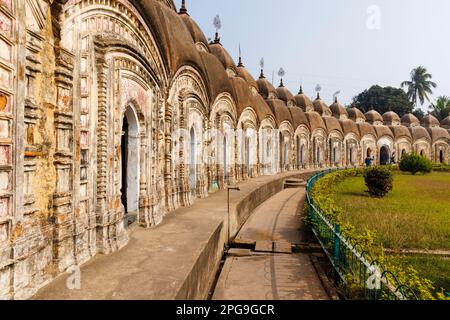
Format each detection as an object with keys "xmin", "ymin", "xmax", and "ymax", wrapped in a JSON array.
[{"xmin": 174, "ymin": 0, "xmax": 450, "ymax": 111}]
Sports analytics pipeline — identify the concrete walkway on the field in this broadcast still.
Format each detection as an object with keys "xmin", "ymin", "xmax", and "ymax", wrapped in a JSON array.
[
  {"xmin": 212, "ymin": 188, "xmax": 330, "ymax": 300},
  {"xmin": 32, "ymin": 171, "xmax": 314, "ymax": 300}
]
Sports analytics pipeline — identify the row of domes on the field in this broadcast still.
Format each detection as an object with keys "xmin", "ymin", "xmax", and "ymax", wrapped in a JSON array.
[{"xmin": 173, "ymin": 2, "xmax": 450, "ymax": 132}]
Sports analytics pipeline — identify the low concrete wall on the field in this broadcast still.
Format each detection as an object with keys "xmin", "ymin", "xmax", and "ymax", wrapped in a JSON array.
[{"xmin": 175, "ymin": 171, "xmax": 316, "ymax": 300}]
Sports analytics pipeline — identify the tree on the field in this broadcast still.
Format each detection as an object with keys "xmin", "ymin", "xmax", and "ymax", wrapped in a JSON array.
[
  {"xmin": 412, "ymin": 108, "xmax": 425, "ymax": 120},
  {"xmin": 429, "ymin": 96, "xmax": 450, "ymax": 121},
  {"xmin": 401, "ymin": 66, "xmax": 437, "ymax": 108},
  {"xmin": 364, "ymin": 167, "xmax": 393, "ymax": 198},
  {"xmin": 399, "ymin": 153, "xmax": 432, "ymax": 175},
  {"xmin": 352, "ymin": 85, "xmax": 413, "ymax": 117}
]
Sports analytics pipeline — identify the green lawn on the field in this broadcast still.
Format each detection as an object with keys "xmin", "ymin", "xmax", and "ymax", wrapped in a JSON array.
[
  {"xmin": 394, "ymin": 255, "xmax": 450, "ymax": 294},
  {"xmin": 331, "ymin": 172, "xmax": 450, "ymax": 250}
]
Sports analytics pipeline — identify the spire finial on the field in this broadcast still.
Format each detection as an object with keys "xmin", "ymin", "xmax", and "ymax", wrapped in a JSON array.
[
  {"xmin": 298, "ymin": 85, "xmax": 303, "ymax": 94},
  {"xmin": 237, "ymin": 44, "xmax": 244, "ymax": 67},
  {"xmin": 213, "ymin": 15, "xmax": 222, "ymax": 44},
  {"xmin": 259, "ymin": 69, "xmax": 265, "ymax": 79},
  {"xmin": 316, "ymin": 92, "xmax": 320, "ymax": 100},
  {"xmin": 259, "ymin": 58, "xmax": 265, "ymax": 78},
  {"xmin": 179, "ymin": 0, "xmax": 188, "ymax": 14},
  {"xmin": 279, "ymin": 78, "xmax": 284, "ymax": 87},
  {"xmin": 334, "ymin": 96, "xmax": 338, "ymax": 103}
]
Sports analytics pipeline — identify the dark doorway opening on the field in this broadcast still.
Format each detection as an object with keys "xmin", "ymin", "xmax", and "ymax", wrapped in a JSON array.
[
  {"xmin": 121, "ymin": 116, "xmax": 129, "ymax": 214},
  {"xmin": 440, "ymin": 150, "xmax": 444, "ymax": 163},
  {"xmin": 121, "ymin": 107, "xmax": 139, "ymax": 227},
  {"xmin": 380, "ymin": 146, "xmax": 390, "ymax": 165}
]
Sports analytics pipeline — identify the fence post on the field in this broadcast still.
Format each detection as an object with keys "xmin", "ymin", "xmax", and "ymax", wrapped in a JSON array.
[{"xmin": 333, "ymin": 224, "xmax": 341, "ymax": 268}]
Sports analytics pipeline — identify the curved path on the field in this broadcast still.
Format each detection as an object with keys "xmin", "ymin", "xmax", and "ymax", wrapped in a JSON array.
[{"xmin": 212, "ymin": 187, "xmax": 330, "ymax": 300}]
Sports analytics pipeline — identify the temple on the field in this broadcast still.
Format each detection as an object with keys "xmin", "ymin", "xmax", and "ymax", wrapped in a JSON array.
[{"xmin": 0, "ymin": 0, "xmax": 449, "ymax": 299}]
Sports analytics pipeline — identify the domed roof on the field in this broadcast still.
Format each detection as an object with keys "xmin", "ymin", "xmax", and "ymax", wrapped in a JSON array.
[
  {"xmin": 409, "ymin": 126, "xmax": 431, "ymax": 141},
  {"xmin": 229, "ymin": 76, "xmax": 252, "ymax": 117},
  {"xmin": 312, "ymin": 94, "xmax": 331, "ymax": 116},
  {"xmin": 382, "ymin": 111, "xmax": 400, "ymax": 125},
  {"xmin": 306, "ymin": 111, "xmax": 326, "ymax": 133},
  {"xmin": 323, "ymin": 116, "xmax": 344, "ymax": 135},
  {"xmin": 401, "ymin": 113, "xmax": 420, "ymax": 127},
  {"xmin": 134, "ymin": 0, "xmax": 207, "ymax": 77},
  {"xmin": 236, "ymin": 65, "xmax": 258, "ymax": 91},
  {"xmin": 197, "ymin": 50, "xmax": 235, "ymax": 103},
  {"xmin": 256, "ymin": 71, "xmax": 277, "ymax": 100},
  {"xmin": 421, "ymin": 114, "xmax": 440, "ymax": 128},
  {"xmin": 209, "ymin": 41, "xmax": 237, "ymax": 74},
  {"xmin": 288, "ymin": 107, "xmax": 309, "ymax": 129},
  {"xmin": 347, "ymin": 107, "xmax": 366, "ymax": 122},
  {"xmin": 441, "ymin": 113, "xmax": 450, "ymax": 129},
  {"xmin": 374, "ymin": 125, "xmax": 394, "ymax": 139},
  {"xmin": 340, "ymin": 119, "xmax": 360, "ymax": 138},
  {"xmin": 294, "ymin": 86, "xmax": 313, "ymax": 112},
  {"xmin": 265, "ymin": 99, "xmax": 293, "ymax": 126},
  {"xmin": 179, "ymin": 11, "xmax": 209, "ymax": 50},
  {"xmin": 275, "ymin": 80, "xmax": 296, "ymax": 106},
  {"xmin": 364, "ymin": 109, "xmax": 383, "ymax": 124},
  {"xmin": 251, "ymin": 94, "xmax": 275, "ymax": 124},
  {"xmin": 427, "ymin": 127, "xmax": 450, "ymax": 143},
  {"xmin": 357, "ymin": 122, "xmax": 377, "ymax": 138},
  {"xmin": 330, "ymin": 98, "xmax": 348, "ymax": 120},
  {"xmin": 389, "ymin": 126, "xmax": 412, "ymax": 140}
]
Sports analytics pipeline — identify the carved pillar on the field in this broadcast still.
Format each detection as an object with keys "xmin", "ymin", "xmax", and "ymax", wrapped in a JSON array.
[
  {"xmin": 52, "ymin": 46, "xmax": 76, "ymax": 271},
  {"xmin": 164, "ymin": 96, "xmax": 174, "ymax": 212}
]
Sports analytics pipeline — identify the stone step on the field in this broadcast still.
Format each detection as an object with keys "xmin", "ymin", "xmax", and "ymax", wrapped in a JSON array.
[
  {"xmin": 255, "ymin": 240, "xmax": 273, "ymax": 253},
  {"xmin": 273, "ymin": 241, "xmax": 292, "ymax": 254},
  {"xmin": 254, "ymin": 240, "xmax": 293, "ymax": 254},
  {"xmin": 284, "ymin": 180, "xmax": 307, "ymax": 188}
]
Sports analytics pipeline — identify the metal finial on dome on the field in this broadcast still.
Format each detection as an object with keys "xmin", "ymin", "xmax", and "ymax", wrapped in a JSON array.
[
  {"xmin": 277, "ymin": 68, "xmax": 285, "ymax": 87},
  {"xmin": 259, "ymin": 58, "xmax": 265, "ymax": 78},
  {"xmin": 179, "ymin": 0, "xmax": 188, "ymax": 14},
  {"xmin": 213, "ymin": 15, "xmax": 222, "ymax": 43},
  {"xmin": 333, "ymin": 90, "xmax": 341, "ymax": 102},
  {"xmin": 298, "ymin": 85, "xmax": 303, "ymax": 94},
  {"xmin": 237, "ymin": 44, "xmax": 244, "ymax": 67}
]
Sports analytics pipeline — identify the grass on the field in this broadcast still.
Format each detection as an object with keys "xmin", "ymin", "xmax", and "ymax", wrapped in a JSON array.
[
  {"xmin": 393, "ymin": 255, "xmax": 450, "ymax": 294},
  {"xmin": 331, "ymin": 172, "xmax": 450, "ymax": 250}
]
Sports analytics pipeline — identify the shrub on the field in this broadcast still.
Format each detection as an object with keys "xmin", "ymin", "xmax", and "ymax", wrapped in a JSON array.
[
  {"xmin": 364, "ymin": 167, "xmax": 393, "ymax": 198},
  {"xmin": 399, "ymin": 153, "xmax": 433, "ymax": 175}
]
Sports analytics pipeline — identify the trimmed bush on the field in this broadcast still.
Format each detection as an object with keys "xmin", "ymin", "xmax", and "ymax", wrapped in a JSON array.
[
  {"xmin": 399, "ymin": 153, "xmax": 433, "ymax": 175},
  {"xmin": 364, "ymin": 167, "xmax": 393, "ymax": 198}
]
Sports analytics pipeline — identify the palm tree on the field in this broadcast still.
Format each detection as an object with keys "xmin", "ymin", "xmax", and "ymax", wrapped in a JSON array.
[
  {"xmin": 401, "ymin": 66, "xmax": 437, "ymax": 108},
  {"xmin": 429, "ymin": 96, "xmax": 450, "ymax": 121}
]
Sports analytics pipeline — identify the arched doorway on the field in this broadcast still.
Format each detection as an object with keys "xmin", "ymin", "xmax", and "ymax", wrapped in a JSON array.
[
  {"xmin": 316, "ymin": 146, "xmax": 321, "ymax": 166},
  {"xmin": 332, "ymin": 147, "xmax": 337, "ymax": 165},
  {"xmin": 223, "ymin": 136, "xmax": 228, "ymax": 183},
  {"xmin": 349, "ymin": 147, "xmax": 354, "ymax": 165},
  {"xmin": 284, "ymin": 142, "xmax": 289, "ymax": 170},
  {"xmin": 121, "ymin": 106, "xmax": 139, "ymax": 226},
  {"xmin": 245, "ymin": 135, "xmax": 251, "ymax": 177},
  {"xmin": 367, "ymin": 148, "xmax": 372, "ymax": 158},
  {"xmin": 189, "ymin": 127, "xmax": 197, "ymax": 194},
  {"xmin": 300, "ymin": 144, "xmax": 305, "ymax": 168},
  {"xmin": 440, "ymin": 149, "xmax": 444, "ymax": 163},
  {"xmin": 380, "ymin": 146, "xmax": 390, "ymax": 165},
  {"xmin": 420, "ymin": 150, "xmax": 424, "ymax": 157}
]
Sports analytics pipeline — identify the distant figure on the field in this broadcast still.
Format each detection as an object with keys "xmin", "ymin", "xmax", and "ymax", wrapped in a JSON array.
[
  {"xmin": 391, "ymin": 152, "xmax": 396, "ymax": 164},
  {"xmin": 365, "ymin": 156, "xmax": 374, "ymax": 167}
]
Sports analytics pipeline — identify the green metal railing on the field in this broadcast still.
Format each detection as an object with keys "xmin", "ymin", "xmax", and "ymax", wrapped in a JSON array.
[{"xmin": 306, "ymin": 169, "xmax": 418, "ymax": 300}]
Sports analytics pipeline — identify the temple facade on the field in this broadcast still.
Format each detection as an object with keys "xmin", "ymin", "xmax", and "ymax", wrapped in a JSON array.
[{"xmin": 0, "ymin": 0, "xmax": 449, "ymax": 299}]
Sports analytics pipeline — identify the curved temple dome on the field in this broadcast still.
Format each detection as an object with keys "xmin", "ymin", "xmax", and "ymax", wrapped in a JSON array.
[{"xmin": 1, "ymin": 0, "xmax": 449, "ymax": 300}]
